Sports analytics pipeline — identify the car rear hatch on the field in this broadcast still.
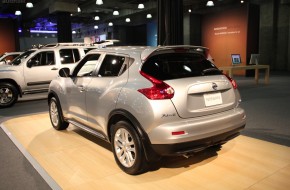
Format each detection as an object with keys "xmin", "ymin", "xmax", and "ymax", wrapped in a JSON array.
[{"xmin": 141, "ymin": 47, "xmax": 237, "ymax": 119}]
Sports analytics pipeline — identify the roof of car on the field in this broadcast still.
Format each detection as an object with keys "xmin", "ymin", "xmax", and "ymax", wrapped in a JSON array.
[{"xmin": 89, "ymin": 45, "xmax": 208, "ymax": 61}]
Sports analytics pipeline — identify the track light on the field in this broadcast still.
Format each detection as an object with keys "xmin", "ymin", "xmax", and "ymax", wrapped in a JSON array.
[
  {"xmin": 146, "ymin": 14, "xmax": 152, "ymax": 18},
  {"xmin": 78, "ymin": 7, "xmax": 81, "ymax": 12},
  {"xmin": 96, "ymin": 0, "xmax": 103, "ymax": 5},
  {"xmin": 108, "ymin": 22, "xmax": 113, "ymax": 26},
  {"xmin": 94, "ymin": 16, "xmax": 100, "ymax": 20},
  {"xmin": 125, "ymin": 18, "xmax": 131, "ymax": 22},
  {"xmin": 113, "ymin": 10, "xmax": 119, "ymax": 15},
  {"xmin": 206, "ymin": 1, "xmax": 214, "ymax": 6},
  {"xmin": 138, "ymin": 4, "xmax": 144, "ymax": 9},
  {"xmin": 94, "ymin": 25, "xmax": 98, "ymax": 29},
  {"xmin": 26, "ymin": 2, "xmax": 33, "ymax": 8},
  {"xmin": 15, "ymin": 10, "xmax": 21, "ymax": 15}
]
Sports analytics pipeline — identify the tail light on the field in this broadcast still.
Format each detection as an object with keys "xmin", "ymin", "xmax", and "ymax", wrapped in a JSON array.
[
  {"xmin": 138, "ymin": 71, "xmax": 174, "ymax": 100},
  {"xmin": 224, "ymin": 74, "xmax": 238, "ymax": 89}
]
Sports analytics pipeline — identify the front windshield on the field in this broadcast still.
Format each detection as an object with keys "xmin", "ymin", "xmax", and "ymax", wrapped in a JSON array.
[
  {"xmin": 10, "ymin": 50, "xmax": 36, "ymax": 65},
  {"xmin": 0, "ymin": 54, "xmax": 4, "ymax": 61}
]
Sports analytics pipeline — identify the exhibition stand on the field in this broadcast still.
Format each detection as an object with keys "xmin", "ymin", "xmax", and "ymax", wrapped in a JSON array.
[{"xmin": 1, "ymin": 113, "xmax": 289, "ymax": 190}]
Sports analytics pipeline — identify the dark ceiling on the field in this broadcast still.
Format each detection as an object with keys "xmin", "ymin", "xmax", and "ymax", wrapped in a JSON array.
[{"xmin": 0, "ymin": 0, "xmax": 247, "ymax": 31}]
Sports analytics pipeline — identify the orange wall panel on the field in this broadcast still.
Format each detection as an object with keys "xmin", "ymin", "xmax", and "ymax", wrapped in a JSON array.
[
  {"xmin": 0, "ymin": 19, "xmax": 16, "ymax": 54},
  {"xmin": 202, "ymin": 7, "xmax": 248, "ymax": 74}
]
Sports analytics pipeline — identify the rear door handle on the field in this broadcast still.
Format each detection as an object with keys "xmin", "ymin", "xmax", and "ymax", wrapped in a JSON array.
[{"xmin": 51, "ymin": 67, "xmax": 58, "ymax": 70}]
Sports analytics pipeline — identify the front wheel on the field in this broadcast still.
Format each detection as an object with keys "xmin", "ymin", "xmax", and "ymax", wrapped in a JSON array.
[
  {"xmin": 49, "ymin": 97, "xmax": 69, "ymax": 130},
  {"xmin": 111, "ymin": 121, "xmax": 148, "ymax": 175},
  {"xmin": 0, "ymin": 82, "xmax": 18, "ymax": 108}
]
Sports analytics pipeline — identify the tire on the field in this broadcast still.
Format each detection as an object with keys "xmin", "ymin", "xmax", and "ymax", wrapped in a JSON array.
[
  {"xmin": 111, "ymin": 120, "xmax": 148, "ymax": 175},
  {"xmin": 0, "ymin": 82, "xmax": 19, "ymax": 108},
  {"xmin": 49, "ymin": 97, "xmax": 69, "ymax": 130}
]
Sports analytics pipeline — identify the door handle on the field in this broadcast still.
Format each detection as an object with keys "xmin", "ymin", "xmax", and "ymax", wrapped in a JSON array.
[
  {"xmin": 78, "ymin": 85, "xmax": 85, "ymax": 92},
  {"xmin": 51, "ymin": 67, "xmax": 58, "ymax": 70}
]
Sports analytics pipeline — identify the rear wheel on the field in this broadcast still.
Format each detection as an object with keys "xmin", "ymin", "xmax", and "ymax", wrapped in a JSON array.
[
  {"xmin": 0, "ymin": 82, "xmax": 18, "ymax": 108},
  {"xmin": 111, "ymin": 121, "xmax": 148, "ymax": 175},
  {"xmin": 49, "ymin": 97, "xmax": 69, "ymax": 130}
]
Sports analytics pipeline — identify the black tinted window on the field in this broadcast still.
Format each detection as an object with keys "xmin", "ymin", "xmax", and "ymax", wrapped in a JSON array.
[
  {"xmin": 141, "ymin": 53, "xmax": 221, "ymax": 80},
  {"xmin": 11, "ymin": 50, "xmax": 35, "ymax": 65},
  {"xmin": 84, "ymin": 48, "xmax": 97, "ymax": 54},
  {"xmin": 60, "ymin": 49, "xmax": 80, "ymax": 64},
  {"xmin": 75, "ymin": 54, "xmax": 101, "ymax": 77},
  {"xmin": 28, "ymin": 51, "xmax": 55, "ymax": 67},
  {"xmin": 98, "ymin": 55, "xmax": 125, "ymax": 77}
]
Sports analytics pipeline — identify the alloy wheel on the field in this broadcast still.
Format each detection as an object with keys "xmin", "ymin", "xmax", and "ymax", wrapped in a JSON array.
[
  {"xmin": 114, "ymin": 128, "xmax": 136, "ymax": 168},
  {"xmin": 0, "ymin": 87, "xmax": 13, "ymax": 104},
  {"xmin": 50, "ymin": 100, "xmax": 59, "ymax": 126}
]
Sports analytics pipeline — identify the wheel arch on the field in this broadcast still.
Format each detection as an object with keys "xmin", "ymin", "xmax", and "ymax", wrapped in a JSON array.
[
  {"xmin": 0, "ymin": 78, "xmax": 22, "ymax": 97},
  {"xmin": 108, "ymin": 109, "xmax": 160, "ymax": 162}
]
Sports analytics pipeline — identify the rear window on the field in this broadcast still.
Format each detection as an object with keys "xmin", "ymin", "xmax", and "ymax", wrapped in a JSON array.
[
  {"xmin": 141, "ymin": 53, "xmax": 221, "ymax": 80},
  {"xmin": 60, "ymin": 49, "xmax": 80, "ymax": 64}
]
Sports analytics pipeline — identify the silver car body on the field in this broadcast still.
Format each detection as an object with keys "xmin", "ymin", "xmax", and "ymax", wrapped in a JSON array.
[{"xmin": 49, "ymin": 46, "xmax": 246, "ymax": 157}]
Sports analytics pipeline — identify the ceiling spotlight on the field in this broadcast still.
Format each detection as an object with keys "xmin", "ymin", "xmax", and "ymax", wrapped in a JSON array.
[
  {"xmin": 113, "ymin": 10, "xmax": 119, "ymax": 15},
  {"xmin": 26, "ymin": 2, "xmax": 33, "ymax": 8},
  {"xmin": 108, "ymin": 22, "xmax": 113, "ymax": 26},
  {"xmin": 188, "ymin": 9, "xmax": 192, "ymax": 13},
  {"xmin": 15, "ymin": 10, "xmax": 21, "ymax": 16},
  {"xmin": 72, "ymin": 31, "xmax": 76, "ymax": 34},
  {"xmin": 94, "ymin": 25, "xmax": 98, "ymax": 29},
  {"xmin": 146, "ymin": 14, "xmax": 152, "ymax": 19},
  {"xmin": 241, "ymin": 0, "xmax": 244, "ymax": 3},
  {"xmin": 125, "ymin": 18, "xmax": 131, "ymax": 22},
  {"xmin": 78, "ymin": 7, "xmax": 81, "ymax": 12},
  {"xmin": 96, "ymin": 0, "xmax": 103, "ymax": 5},
  {"xmin": 206, "ymin": 1, "xmax": 214, "ymax": 6},
  {"xmin": 138, "ymin": 4, "xmax": 145, "ymax": 9},
  {"xmin": 94, "ymin": 16, "xmax": 100, "ymax": 20}
]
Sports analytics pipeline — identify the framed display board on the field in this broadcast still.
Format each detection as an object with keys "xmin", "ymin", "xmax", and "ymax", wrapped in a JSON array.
[
  {"xmin": 231, "ymin": 54, "xmax": 242, "ymax": 65},
  {"xmin": 249, "ymin": 54, "xmax": 259, "ymax": 65}
]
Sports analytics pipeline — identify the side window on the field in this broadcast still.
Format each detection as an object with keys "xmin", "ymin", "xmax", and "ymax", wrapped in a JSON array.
[
  {"xmin": 75, "ymin": 54, "xmax": 101, "ymax": 77},
  {"xmin": 60, "ymin": 49, "xmax": 80, "ymax": 64},
  {"xmin": 28, "ymin": 51, "xmax": 55, "ymax": 67},
  {"xmin": 98, "ymin": 55, "xmax": 126, "ymax": 77},
  {"xmin": 84, "ymin": 48, "xmax": 97, "ymax": 54},
  {"xmin": 73, "ymin": 49, "xmax": 80, "ymax": 61}
]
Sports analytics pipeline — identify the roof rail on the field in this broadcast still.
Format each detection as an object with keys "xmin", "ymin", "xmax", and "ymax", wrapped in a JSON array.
[
  {"xmin": 42, "ymin": 43, "xmax": 94, "ymax": 48},
  {"xmin": 38, "ymin": 40, "xmax": 119, "ymax": 48}
]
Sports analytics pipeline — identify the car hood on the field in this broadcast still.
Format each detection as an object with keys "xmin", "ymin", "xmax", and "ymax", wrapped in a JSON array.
[{"xmin": 0, "ymin": 65, "xmax": 17, "ymax": 72}]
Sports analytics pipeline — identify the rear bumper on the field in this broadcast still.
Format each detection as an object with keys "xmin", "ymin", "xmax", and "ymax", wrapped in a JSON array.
[{"xmin": 151, "ymin": 125, "xmax": 245, "ymax": 156}]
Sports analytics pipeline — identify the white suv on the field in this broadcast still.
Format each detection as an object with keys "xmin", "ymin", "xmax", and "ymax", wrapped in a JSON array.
[{"xmin": 0, "ymin": 43, "xmax": 98, "ymax": 108}]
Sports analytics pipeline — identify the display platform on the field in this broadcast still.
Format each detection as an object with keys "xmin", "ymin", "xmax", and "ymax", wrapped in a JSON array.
[{"xmin": 1, "ymin": 113, "xmax": 290, "ymax": 190}]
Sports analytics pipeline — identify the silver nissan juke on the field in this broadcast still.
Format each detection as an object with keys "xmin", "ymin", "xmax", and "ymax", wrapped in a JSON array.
[{"xmin": 48, "ymin": 46, "xmax": 246, "ymax": 175}]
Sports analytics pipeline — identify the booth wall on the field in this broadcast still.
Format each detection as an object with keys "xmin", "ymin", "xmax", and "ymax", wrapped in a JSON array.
[
  {"xmin": 0, "ymin": 19, "xmax": 18, "ymax": 53},
  {"xmin": 201, "ymin": 6, "xmax": 248, "ymax": 71}
]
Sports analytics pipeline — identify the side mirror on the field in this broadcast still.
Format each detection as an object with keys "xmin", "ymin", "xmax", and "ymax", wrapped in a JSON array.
[
  {"xmin": 27, "ymin": 59, "xmax": 39, "ymax": 68},
  {"xmin": 59, "ymin": 67, "xmax": 70, "ymax": 77}
]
